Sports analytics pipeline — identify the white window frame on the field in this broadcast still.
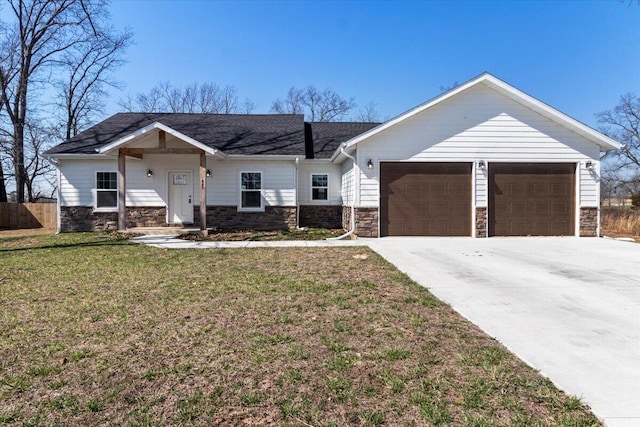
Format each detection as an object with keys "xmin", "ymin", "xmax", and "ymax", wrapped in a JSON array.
[
  {"xmin": 238, "ymin": 171, "xmax": 264, "ymax": 212},
  {"xmin": 311, "ymin": 173, "xmax": 329, "ymax": 201},
  {"xmin": 94, "ymin": 171, "xmax": 118, "ymax": 211}
]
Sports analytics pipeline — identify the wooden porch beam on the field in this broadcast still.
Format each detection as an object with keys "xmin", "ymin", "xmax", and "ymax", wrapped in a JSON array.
[
  {"xmin": 159, "ymin": 130, "xmax": 166, "ymax": 148},
  {"xmin": 199, "ymin": 152, "xmax": 207, "ymax": 232},
  {"xmin": 123, "ymin": 147, "xmax": 203, "ymax": 156},
  {"xmin": 118, "ymin": 148, "xmax": 126, "ymax": 231},
  {"xmin": 121, "ymin": 149, "xmax": 143, "ymax": 159}
]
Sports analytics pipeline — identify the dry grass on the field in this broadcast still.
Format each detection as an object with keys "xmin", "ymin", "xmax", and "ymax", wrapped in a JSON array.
[
  {"xmin": 600, "ymin": 208, "xmax": 640, "ymax": 241},
  {"xmin": 0, "ymin": 233, "xmax": 601, "ymax": 426},
  {"xmin": 0, "ymin": 228, "xmax": 54, "ymax": 238},
  {"xmin": 180, "ymin": 228, "xmax": 346, "ymax": 241}
]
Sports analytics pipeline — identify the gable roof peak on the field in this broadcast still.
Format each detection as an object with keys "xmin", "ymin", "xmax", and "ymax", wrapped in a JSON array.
[{"xmin": 330, "ymin": 72, "xmax": 620, "ymax": 159}]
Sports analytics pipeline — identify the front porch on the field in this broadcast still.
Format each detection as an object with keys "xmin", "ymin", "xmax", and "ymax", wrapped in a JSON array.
[{"xmin": 97, "ymin": 124, "xmax": 218, "ymax": 233}]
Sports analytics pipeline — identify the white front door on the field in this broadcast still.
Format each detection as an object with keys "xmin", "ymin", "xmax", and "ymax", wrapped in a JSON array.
[{"xmin": 168, "ymin": 171, "xmax": 194, "ymax": 224}]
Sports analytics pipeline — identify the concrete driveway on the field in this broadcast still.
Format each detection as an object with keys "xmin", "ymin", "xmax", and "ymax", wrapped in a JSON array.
[{"xmin": 366, "ymin": 237, "xmax": 640, "ymax": 427}]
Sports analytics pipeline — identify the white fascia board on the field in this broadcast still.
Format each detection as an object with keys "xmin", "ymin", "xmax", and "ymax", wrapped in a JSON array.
[
  {"xmin": 481, "ymin": 75, "xmax": 622, "ymax": 151},
  {"xmin": 46, "ymin": 153, "xmax": 116, "ymax": 160},
  {"xmin": 97, "ymin": 122, "xmax": 221, "ymax": 156},
  {"xmin": 329, "ymin": 72, "xmax": 621, "ymax": 162},
  {"xmin": 299, "ymin": 158, "xmax": 332, "ymax": 164},
  {"xmin": 225, "ymin": 154, "xmax": 301, "ymax": 161},
  {"xmin": 329, "ymin": 73, "xmax": 495, "ymax": 162}
]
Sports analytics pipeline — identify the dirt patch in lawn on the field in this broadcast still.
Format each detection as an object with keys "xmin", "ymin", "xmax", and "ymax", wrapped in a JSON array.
[
  {"xmin": 180, "ymin": 228, "xmax": 347, "ymax": 241},
  {"xmin": 0, "ymin": 233, "xmax": 601, "ymax": 426}
]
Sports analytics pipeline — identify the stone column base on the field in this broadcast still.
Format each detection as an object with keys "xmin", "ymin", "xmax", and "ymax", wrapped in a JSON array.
[
  {"xmin": 579, "ymin": 207, "xmax": 598, "ymax": 237},
  {"xmin": 475, "ymin": 207, "xmax": 487, "ymax": 238}
]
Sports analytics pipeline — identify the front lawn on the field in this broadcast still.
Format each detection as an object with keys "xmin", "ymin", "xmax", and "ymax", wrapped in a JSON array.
[{"xmin": 0, "ymin": 233, "xmax": 600, "ymax": 426}]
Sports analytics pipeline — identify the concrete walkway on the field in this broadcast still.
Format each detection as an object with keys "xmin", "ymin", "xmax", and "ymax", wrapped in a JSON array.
[{"xmin": 131, "ymin": 234, "xmax": 367, "ymax": 248}]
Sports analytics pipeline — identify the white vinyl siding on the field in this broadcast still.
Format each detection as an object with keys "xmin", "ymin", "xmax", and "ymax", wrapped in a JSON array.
[
  {"xmin": 59, "ymin": 157, "xmax": 296, "ymax": 208},
  {"xmin": 340, "ymin": 159, "xmax": 354, "ymax": 206},
  {"xmin": 355, "ymin": 83, "xmax": 601, "ymax": 208},
  {"xmin": 297, "ymin": 162, "xmax": 342, "ymax": 205},
  {"xmin": 210, "ymin": 160, "xmax": 295, "ymax": 207}
]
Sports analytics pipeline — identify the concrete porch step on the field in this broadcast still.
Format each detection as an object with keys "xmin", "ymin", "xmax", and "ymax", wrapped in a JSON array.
[{"xmin": 124, "ymin": 226, "xmax": 203, "ymax": 236}]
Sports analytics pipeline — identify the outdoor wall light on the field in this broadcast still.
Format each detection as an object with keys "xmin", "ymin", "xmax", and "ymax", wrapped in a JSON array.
[
  {"xmin": 478, "ymin": 160, "xmax": 486, "ymax": 169},
  {"xmin": 367, "ymin": 159, "xmax": 374, "ymax": 170},
  {"xmin": 586, "ymin": 160, "xmax": 594, "ymax": 171},
  {"xmin": 206, "ymin": 169, "xmax": 212, "ymax": 177},
  {"xmin": 146, "ymin": 169, "xmax": 153, "ymax": 177}
]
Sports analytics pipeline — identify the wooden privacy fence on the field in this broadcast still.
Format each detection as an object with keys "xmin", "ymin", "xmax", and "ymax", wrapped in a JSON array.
[{"xmin": 0, "ymin": 203, "xmax": 57, "ymax": 230}]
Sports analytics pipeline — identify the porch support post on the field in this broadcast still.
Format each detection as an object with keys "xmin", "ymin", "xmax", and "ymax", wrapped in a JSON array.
[
  {"xmin": 199, "ymin": 151, "xmax": 207, "ymax": 231},
  {"xmin": 118, "ymin": 148, "xmax": 126, "ymax": 231}
]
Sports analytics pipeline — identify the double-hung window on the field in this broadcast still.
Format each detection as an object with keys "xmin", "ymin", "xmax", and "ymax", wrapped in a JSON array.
[
  {"xmin": 96, "ymin": 172, "xmax": 117, "ymax": 209},
  {"xmin": 240, "ymin": 172, "xmax": 262, "ymax": 210},
  {"xmin": 311, "ymin": 174, "xmax": 328, "ymax": 201}
]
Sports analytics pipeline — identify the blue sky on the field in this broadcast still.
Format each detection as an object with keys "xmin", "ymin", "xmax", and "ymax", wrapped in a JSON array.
[{"xmin": 108, "ymin": 0, "xmax": 640, "ymax": 127}]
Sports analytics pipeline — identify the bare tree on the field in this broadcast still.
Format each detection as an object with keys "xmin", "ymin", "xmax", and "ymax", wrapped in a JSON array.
[
  {"xmin": 0, "ymin": 86, "xmax": 7, "ymax": 202},
  {"xmin": 241, "ymin": 98, "xmax": 256, "ymax": 114},
  {"xmin": 598, "ymin": 93, "xmax": 640, "ymax": 170},
  {"xmin": 598, "ymin": 94, "xmax": 640, "ymax": 204},
  {"xmin": 0, "ymin": 0, "xmax": 120, "ymax": 202},
  {"xmin": 357, "ymin": 101, "xmax": 380, "ymax": 122},
  {"xmin": 0, "ymin": 159, "xmax": 6, "ymax": 202},
  {"xmin": 119, "ymin": 81, "xmax": 254, "ymax": 114},
  {"xmin": 600, "ymin": 164, "xmax": 640, "ymax": 206},
  {"xmin": 23, "ymin": 120, "xmax": 55, "ymax": 201},
  {"xmin": 271, "ymin": 87, "xmax": 305, "ymax": 116},
  {"xmin": 271, "ymin": 85, "xmax": 356, "ymax": 121},
  {"xmin": 57, "ymin": 25, "xmax": 133, "ymax": 139}
]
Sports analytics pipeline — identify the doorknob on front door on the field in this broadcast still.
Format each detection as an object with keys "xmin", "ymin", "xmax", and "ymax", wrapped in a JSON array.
[{"xmin": 188, "ymin": 196, "xmax": 192, "ymax": 204}]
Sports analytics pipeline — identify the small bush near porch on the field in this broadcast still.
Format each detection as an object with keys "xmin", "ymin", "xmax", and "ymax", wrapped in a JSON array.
[{"xmin": 0, "ymin": 233, "xmax": 600, "ymax": 425}]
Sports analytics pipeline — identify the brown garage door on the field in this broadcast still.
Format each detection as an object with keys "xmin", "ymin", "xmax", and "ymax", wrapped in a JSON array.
[
  {"xmin": 380, "ymin": 162, "xmax": 472, "ymax": 236},
  {"xmin": 489, "ymin": 163, "xmax": 575, "ymax": 236}
]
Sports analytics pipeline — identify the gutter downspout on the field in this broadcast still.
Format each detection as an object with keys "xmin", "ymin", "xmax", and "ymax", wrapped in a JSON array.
[
  {"xmin": 45, "ymin": 155, "xmax": 61, "ymax": 234},
  {"xmin": 328, "ymin": 147, "xmax": 356, "ymax": 240},
  {"xmin": 294, "ymin": 157, "xmax": 305, "ymax": 230}
]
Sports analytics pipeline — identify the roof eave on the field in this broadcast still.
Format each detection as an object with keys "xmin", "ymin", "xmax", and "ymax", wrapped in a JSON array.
[
  {"xmin": 480, "ymin": 76, "xmax": 622, "ymax": 151},
  {"xmin": 46, "ymin": 153, "xmax": 116, "ymax": 160},
  {"xmin": 225, "ymin": 154, "xmax": 302, "ymax": 161}
]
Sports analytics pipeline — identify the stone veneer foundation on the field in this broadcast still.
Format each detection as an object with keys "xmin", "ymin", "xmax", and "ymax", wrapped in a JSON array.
[
  {"xmin": 60, "ymin": 206, "xmax": 166, "ymax": 232},
  {"xmin": 61, "ymin": 205, "xmax": 297, "ymax": 232},
  {"xmin": 579, "ymin": 207, "xmax": 598, "ymax": 237},
  {"xmin": 298, "ymin": 205, "xmax": 342, "ymax": 229},
  {"xmin": 342, "ymin": 206, "xmax": 378, "ymax": 237},
  {"xmin": 475, "ymin": 207, "xmax": 487, "ymax": 238},
  {"xmin": 194, "ymin": 206, "xmax": 297, "ymax": 231}
]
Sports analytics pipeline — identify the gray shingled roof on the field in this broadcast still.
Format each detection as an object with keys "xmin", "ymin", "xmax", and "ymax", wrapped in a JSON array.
[
  {"xmin": 46, "ymin": 113, "xmax": 306, "ymax": 156},
  {"xmin": 45, "ymin": 113, "xmax": 381, "ymax": 159},
  {"xmin": 308, "ymin": 122, "xmax": 380, "ymax": 159}
]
